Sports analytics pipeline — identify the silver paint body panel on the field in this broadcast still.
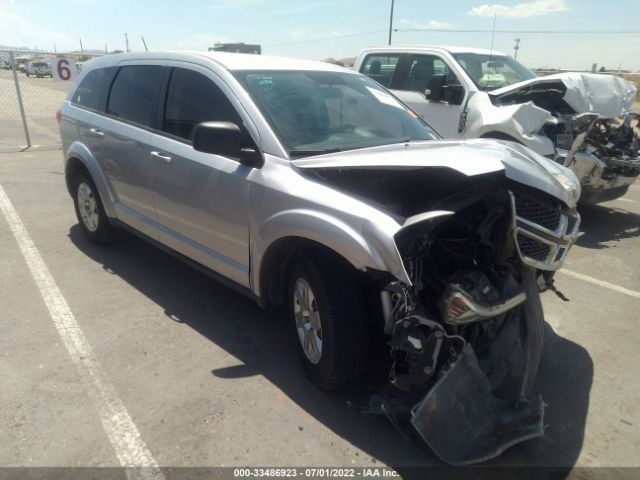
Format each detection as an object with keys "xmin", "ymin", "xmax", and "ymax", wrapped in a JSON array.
[{"xmin": 60, "ymin": 51, "xmax": 579, "ymax": 299}]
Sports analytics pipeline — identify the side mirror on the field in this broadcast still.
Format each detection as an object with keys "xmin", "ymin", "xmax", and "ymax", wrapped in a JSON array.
[
  {"xmin": 192, "ymin": 121, "xmax": 263, "ymax": 168},
  {"xmin": 426, "ymin": 74, "xmax": 447, "ymax": 102},
  {"xmin": 446, "ymin": 84, "xmax": 465, "ymax": 106}
]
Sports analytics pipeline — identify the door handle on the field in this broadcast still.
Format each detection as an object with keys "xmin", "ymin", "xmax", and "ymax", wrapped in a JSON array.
[
  {"xmin": 88, "ymin": 128, "xmax": 104, "ymax": 138},
  {"xmin": 150, "ymin": 151, "xmax": 172, "ymax": 163}
]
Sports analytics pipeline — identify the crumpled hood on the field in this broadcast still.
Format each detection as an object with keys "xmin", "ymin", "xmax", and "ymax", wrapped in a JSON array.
[
  {"xmin": 292, "ymin": 140, "xmax": 581, "ymax": 208},
  {"xmin": 489, "ymin": 72, "xmax": 637, "ymax": 119}
]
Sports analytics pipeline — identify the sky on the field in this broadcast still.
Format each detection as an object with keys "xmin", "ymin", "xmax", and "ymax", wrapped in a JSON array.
[{"xmin": 1, "ymin": 0, "xmax": 640, "ymax": 71}]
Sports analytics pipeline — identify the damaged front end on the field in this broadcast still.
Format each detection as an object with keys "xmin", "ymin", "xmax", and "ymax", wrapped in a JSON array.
[
  {"xmin": 363, "ymin": 187, "xmax": 580, "ymax": 465},
  {"xmin": 551, "ymin": 112, "xmax": 640, "ymax": 204},
  {"xmin": 490, "ymin": 73, "xmax": 640, "ymax": 204}
]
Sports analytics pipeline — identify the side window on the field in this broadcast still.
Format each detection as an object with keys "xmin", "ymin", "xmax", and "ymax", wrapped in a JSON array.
[
  {"xmin": 435, "ymin": 58, "xmax": 462, "ymax": 87},
  {"xmin": 399, "ymin": 54, "xmax": 441, "ymax": 93},
  {"xmin": 107, "ymin": 65, "xmax": 164, "ymax": 127},
  {"xmin": 71, "ymin": 67, "xmax": 117, "ymax": 111},
  {"xmin": 163, "ymin": 68, "xmax": 241, "ymax": 140},
  {"xmin": 359, "ymin": 54, "xmax": 400, "ymax": 88},
  {"xmin": 399, "ymin": 54, "xmax": 464, "ymax": 103}
]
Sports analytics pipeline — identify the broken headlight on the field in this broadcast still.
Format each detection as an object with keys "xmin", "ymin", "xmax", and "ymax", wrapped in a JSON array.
[
  {"xmin": 439, "ymin": 271, "xmax": 527, "ymax": 325},
  {"xmin": 541, "ymin": 154, "xmax": 582, "ymax": 201}
]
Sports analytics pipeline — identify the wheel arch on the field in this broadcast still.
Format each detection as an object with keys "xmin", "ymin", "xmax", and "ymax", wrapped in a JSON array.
[
  {"xmin": 257, "ymin": 236, "xmax": 390, "ymax": 311},
  {"xmin": 64, "ymin": 142, "xmax": 117, "ymax": 218},
  {"xmin": 254, "ymin": 210, "xmax": 407, "ymax": 307},
  {"xmin": 258, "ymin": 236, "xmax": 324, "ymax": 308}
]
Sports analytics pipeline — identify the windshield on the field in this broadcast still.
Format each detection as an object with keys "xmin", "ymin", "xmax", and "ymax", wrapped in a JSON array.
[
  {"xmin": 233, "ymin": 70, "xmax": 438, "ymax": 157},
  {"xmin": 452, "ymin": 53, "xmax": 536, "ymax": 91}
]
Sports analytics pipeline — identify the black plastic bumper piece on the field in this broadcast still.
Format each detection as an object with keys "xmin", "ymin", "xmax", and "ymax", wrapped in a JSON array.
[{"xmin": 410, "ymin": 344, "xmax": 545, "ymax": 466}]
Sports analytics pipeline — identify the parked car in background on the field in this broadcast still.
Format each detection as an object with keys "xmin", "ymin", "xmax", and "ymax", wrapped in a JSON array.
[
  {"xmin": 25, "ymin": 60, "xmax": 53, "ymax": 78},
  {"xmin": 1, "ymin": 60, "xmax": 11, "ymax": 70},
  {"xmin": 355, "ymin": 46, "xmax": 640, "ymax": 204},
  {"xmin": 59, "ymin": 51, "xmax": 582, "ymax": 465}
]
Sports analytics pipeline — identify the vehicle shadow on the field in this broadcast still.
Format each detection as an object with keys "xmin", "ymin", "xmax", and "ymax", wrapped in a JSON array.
[
  {"xmin": 576, "ymin": 204, "xmax": 640, "ymax": 250},
  {"xmin": 69, "ymin": 226, "xmax": 593, "ymax": 476}
]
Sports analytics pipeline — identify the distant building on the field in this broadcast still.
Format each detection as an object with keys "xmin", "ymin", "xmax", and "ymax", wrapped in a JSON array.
[{"xmin": 209, "ymin": 43, "xmax": 261, "ymax": 55}]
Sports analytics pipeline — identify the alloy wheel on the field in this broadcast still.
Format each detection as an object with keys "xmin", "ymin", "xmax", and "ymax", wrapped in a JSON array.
[{"xmin": 293, "ymin": 277, "xmax": 323, "ymax": 364}]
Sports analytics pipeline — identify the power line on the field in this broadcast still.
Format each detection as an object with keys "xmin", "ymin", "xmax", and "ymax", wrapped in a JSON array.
[
  {"xmin": 263, "ymin": 27, "xmax": 640, "ymax": 49},
  {"xmin": 401, "ymin": 28, "xmax": 640, "ymax": 34},
  {"xmin": 264, "ymin": 29, "xmax": 387, "ymax": 48}
]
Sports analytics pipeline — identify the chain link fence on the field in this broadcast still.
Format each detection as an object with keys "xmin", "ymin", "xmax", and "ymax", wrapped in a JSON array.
[{"xmin": 0, "ymin": 49, "xmax": 101, "ymax": 152}]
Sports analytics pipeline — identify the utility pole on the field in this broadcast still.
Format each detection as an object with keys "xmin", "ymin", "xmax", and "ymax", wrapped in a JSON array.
[
  {"xmin": 141, "ymin": 36, "xmax": 148, "ymax": 52},
  {"xmin": 514, "ymin": 38, "xmax": 521, "ymax": 59},
  {"xmin": 125, "ymin": 33, "xmax": 130, "ymax": 52},
  {"xmin": 79, "ymin": 38, "xmax": 84, "ymax": 55},
  {"xmin": 388, "ymin": 0, "xmax": 395, "ymax": 45}
]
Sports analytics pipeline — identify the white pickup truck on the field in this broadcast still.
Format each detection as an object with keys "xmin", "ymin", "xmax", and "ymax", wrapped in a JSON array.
[{"xmin": 354, "ymin": 46, "xmax": 640, "ymax": 204}]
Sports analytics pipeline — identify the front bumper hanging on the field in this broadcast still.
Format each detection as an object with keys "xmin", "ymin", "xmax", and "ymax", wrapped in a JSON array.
[{"xmin": 410, "ymin": 344, "xmax": 545, "ymax": 466}]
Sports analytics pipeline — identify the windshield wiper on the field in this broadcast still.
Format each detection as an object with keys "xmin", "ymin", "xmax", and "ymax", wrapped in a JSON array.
[{"xmin": 289, "ymin": 148, "xmax": 344, "ymax": 157}]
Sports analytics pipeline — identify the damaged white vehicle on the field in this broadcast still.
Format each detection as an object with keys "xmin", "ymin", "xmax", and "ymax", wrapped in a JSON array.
[
  {"xmin": 355, "ymin": 46, "xmax": 640, "ymax": 204},
  {"xmin": 61, "ymin": 52, "xmax": 582, "ymax": 465}
]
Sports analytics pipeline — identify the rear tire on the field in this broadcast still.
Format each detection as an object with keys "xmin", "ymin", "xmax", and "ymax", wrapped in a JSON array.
[
  {"xmin": 71, "ymin": 172, "xmax": 119, "ymax": 244},
  {"xmin": 288, "ymin": 250, "xmax": 370, "ymax": 390}
]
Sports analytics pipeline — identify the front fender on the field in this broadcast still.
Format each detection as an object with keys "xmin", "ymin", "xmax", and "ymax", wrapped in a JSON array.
[
  {"xmin": 251, "ymin": 209, "xmax": 411, "ymax": 296},
  {"xmin": 65, "ymin": 141, "xmax": 117, "ymax": 218},
  {"xmin": 466, "ymin": 95, "xmax": 556, "ymax": 156}
]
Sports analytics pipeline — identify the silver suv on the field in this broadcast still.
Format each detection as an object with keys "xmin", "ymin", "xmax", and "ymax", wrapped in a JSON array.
[
  {"xmin": 59, "ymin": 51, "xmax": 581, "ymax": 464},
  {"xmin": 25, "ymin": 60, "xmax": 53, "ymax": 78}
]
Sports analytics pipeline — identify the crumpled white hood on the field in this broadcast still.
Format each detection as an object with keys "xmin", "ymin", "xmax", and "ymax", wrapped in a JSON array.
[{"xmin": 489, "ymin": 72, "xmax": 637, "ymax": 119}]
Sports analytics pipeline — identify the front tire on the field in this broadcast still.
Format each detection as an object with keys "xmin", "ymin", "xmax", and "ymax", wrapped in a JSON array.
[
  {"xmin": 288, "ymin": 250, "xmax": 370, "ymax": 390},
  {"xmin": 71, "ymin": 172, "xmax": 119, "ymax": 244}
]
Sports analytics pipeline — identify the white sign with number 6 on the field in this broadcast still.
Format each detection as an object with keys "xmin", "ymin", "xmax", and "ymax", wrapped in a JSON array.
[{"xmin": 53, "ymin": 57, "xmax": 77, "ymax": 82}]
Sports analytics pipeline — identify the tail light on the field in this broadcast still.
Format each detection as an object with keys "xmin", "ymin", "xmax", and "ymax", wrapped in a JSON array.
[{"xmin": 56, "ymin": 109, "xmax": 62, "ymax": 123}]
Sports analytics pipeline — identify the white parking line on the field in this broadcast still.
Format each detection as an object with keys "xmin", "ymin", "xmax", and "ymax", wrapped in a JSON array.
[
  {"xmin": 617, "ymin": 198, "xmax": 637, "ymax": 204},
  {"xmin": 0, "ymin": 185, "xmax": 164, "ymax": 480},
  {"xmin": 559, "ymin": 269, "xmax": 640, "ymax": 299}
]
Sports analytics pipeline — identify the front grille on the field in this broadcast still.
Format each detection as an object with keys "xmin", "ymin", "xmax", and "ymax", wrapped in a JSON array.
[
  {"xmin": 516, "ymin": 233, "xmax": 551, "ymax": 261},
  {"xmin": 509, "ymin": 191, "xmax": 580, "ymax": 270},
  {"xmin": 513, "ymin": 192, "xmax": 561, "ymax": 232}
]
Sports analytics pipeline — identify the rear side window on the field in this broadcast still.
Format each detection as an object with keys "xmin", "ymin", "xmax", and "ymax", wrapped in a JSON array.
[
  {"xmin": 163, "ymin": 68, "xmax": 241, "ymax": 140},
  {"xmin": 107, "ymin": 65, "xmax": 164, "ymax": 127},
  {"xmin": 71, "ymin": 67, "xmax": 116, "ymax": 111},
  {"xmin": 359, "ymin": 54, "xmax": 400, "ymax": 87}
]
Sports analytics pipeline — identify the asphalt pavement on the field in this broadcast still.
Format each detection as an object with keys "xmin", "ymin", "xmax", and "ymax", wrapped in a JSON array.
[{"xmin": 0, "ymin": 150, "xmax": 639, "ymax": 478}]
